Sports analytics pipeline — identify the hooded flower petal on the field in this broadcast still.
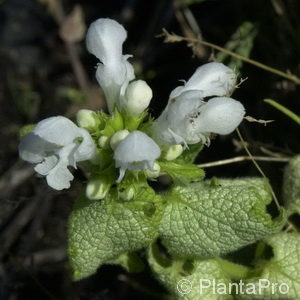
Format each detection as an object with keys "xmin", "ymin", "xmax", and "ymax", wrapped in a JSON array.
[
  {"xmin": 86, "ymin": 18, "xmax": 135, "ymax": 112},
  {"xmin": 19, "ymin": 116, "xmax": 97, "ymax": 190},
  {"xmin": 86, "ymin": 18, "xmax": 126, "ymax": 65},
  {"xmin": 169, "ymin": 62, "xmax": 237, "ymax": 100},
  {"xmin": 114, "ymin": 131, "xmax": 161, "ymax": 182},
  {"xmin": 192, "ymin": 97, "xmax": 245, "ymax": 135},
  {"xmin": 34, "ymin": 116, "xmax": 80, "ymax": 146}
]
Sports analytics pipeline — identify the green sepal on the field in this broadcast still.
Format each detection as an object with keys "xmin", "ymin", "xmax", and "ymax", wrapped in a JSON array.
[
  {"xmin": 176, "ymin": 143, "xmax": 204, "ymax": 164},
  {"xmin": 124, "ymin": 111, "xmax": 148, "ymax": 131},
  {"xmin": 98, "ymin": 109, "xmax": 124, "ymax": 138}
]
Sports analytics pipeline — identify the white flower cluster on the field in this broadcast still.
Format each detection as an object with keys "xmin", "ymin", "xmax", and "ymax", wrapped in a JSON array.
[{"xmin": 18, "ymin": 18, "xmax": 245, "ymax": 194}]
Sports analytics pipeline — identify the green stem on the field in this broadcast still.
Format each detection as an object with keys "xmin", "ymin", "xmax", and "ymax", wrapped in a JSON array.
[
  {"xmin": 264, "ymin": 99, "xmax": 300, "ymax": 125},
  {"xmin": 216, "ymin": 258, "xmax": 250, "ymax": 280}
]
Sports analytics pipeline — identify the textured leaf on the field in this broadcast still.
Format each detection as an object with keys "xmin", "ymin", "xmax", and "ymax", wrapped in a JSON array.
[
  {"xmin": 148, "ymin": 244, "xmax": 233, "ymax": 300},
  {"xmin": 159, "ymin": 178, "xmax": 284, "ymax": 258},
  {"xmin": 282, "ymin": 155, "xmax": 300, "ymax": 215},
  {"xmin": 68, "ymin": 186, "xmax": 162, "ymax": 280},
  {"xmin": 241, "ymin": 233, "xmax": 300, "ymax": 299}
]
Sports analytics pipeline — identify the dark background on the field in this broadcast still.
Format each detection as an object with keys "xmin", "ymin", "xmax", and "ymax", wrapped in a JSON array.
[{"xmin": 0, "ymin": 0, "xmax": 299, "ymax": 299}]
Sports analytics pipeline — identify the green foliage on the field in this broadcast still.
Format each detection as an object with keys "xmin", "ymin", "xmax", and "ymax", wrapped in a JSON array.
[
  {"xmin": 282, "ymin": 155, "xmax": 300, "ymax": 215},
  {"xmin": 19, "ymin": 124, "xmax": 35, "ymax": 137},
  {"xmin": 68, "ymin": 186, "xmax": 163, "ymax": 280},
  {"xmin": 241, "ymin": 233, "xmax": 300, "ymax": 299},
  {"xmin": 148, "ymin": 243, "xmax": 233, "ymax": 300},
  {"xmin": 217, "ymin": 21, "xmax": 257, "ymax": 71},
  {"xmin": 159, "ymin": 178, "xmax": 285, "ymax": 258}
]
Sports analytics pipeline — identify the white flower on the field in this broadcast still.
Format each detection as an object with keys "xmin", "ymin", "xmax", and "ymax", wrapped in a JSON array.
[
  {"xmin": 86, "ymin": 18, "xmax": 135, "ymax": 113},
  {"xmin": 152, "ymin": 62, "xmax": 244, "ymax": 146},
  {"xmin": 113, "ymin": 131, "xmax": 161, "ymax": 182},
  {"xmin": 19, "ymin": 116, "xmax": 96, "ymax": 190},
  {"xmin": 124, "ymin": 80, "xmax": 153, "ymax": 116}
]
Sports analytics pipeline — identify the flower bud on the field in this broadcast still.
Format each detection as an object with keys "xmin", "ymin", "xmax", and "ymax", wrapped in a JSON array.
[
  {"xmin": 125, "ymin": 80, "xmax": 152, "ymax": 116},
  {"xmin": 118, "ymin": 186, "xmax": 135, "ymax": 201},
  {"xmin": 98, "ymin": 136, "xmax": 109, "ymax": 149},
  {"xmin": 144, "ymin": 162, "xmax": 161, "ymax": 179},
  {"xmin": 110, "ymin": 129, "xmax": 130, "ymax": 150},
  {"xmin": 76, "ymin": 109, "xmax": 97, "ymax": 128},
  {"xmin": 86, "ymin": 178, "xmax": 110, "ymax": 200},
  {"xmin": 164, "ymin": 144, "xmax": 183, "ymax": 161}
]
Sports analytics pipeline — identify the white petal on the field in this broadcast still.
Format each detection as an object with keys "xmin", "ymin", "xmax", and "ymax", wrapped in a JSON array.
[
  {"xmin": 34, "ymin": 116, "xmax": 81, "ymax": 146},
  {"xmin": 34, "ymin": 155, "xmax": 58, "ymax": 175},
  {"xmin": 46, "ymin": 161, "xmax": 74, "ymax": 190},
  {"xmin": 56, "ymin": 142, "xmax": 78, "ymax": 168},
  {"xmin": 152, "ymin": 91, "xmax": 204, "ymax": 145},
  {"xmin": 19, "ymin": 132, "xmax": 58, "ymax": 163},
  {"xmin": 86, "ymin": 18, "xmax": 126, "ymax": 65},
  {"xmin": 169, "ymin": 62, "xmax": 236, "ymax": 99},
  {"xmin": 195, "ymin": 97, "xmax": 245, "ymax": 134},
  {"xmin": 96, "ymin": 56, "xmax": 135, "ymax": 113},
  {"xmin": 74, "ymin": 128, "xmax": 97, "ymax": 162}
]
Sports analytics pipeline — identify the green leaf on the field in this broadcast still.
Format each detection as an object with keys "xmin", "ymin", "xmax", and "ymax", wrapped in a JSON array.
[
  {"xmin": 159, "ymin": 178, "xmax": 285, "ymax": 258},
  {"xmin": 68, "ymin": 185, "xmax": 163, "ymax": 280},
  {"xmin": 19, "ymin": 124, "xmax": 35, "ymax": 138},
  {"xmin": 282, "ymin": 155, "xmax": 300, "ymax": 215},
  {"xmin": 217, "ymin": 21, "xmax": 257, "ymax": 71},
  {"xmin": 240, "ymin": 233, "xmax": 300, "ymax": 299},
  {"xmin": 159, "ymin": 161, "xmax": 205, "ymax": 184},
  {"xmin": 148, "ymin": 243, "xmax": 233, "ymax": 300}
]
